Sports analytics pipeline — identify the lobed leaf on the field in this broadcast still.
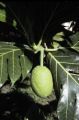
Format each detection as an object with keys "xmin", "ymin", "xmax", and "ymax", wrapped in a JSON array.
[
  {"xmin": 0, "ymin": 42, "xmax": 32, "ymax": 85},
  {"xmin": 47, "ymin": 48, "xmax": 79, "ymax": 120}
]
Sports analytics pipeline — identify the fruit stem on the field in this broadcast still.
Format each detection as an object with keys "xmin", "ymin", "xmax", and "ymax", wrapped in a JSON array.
[
  {"xmin": 40, "ymin": 48, "xmax": 44, "ymax": 66},
  {"xmin": 44, "ymin": 47, "xmax": 64, "ymax": 52}
]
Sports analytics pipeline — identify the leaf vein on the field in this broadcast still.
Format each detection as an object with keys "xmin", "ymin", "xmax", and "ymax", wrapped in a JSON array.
[{"xmin": 49, "ymin": 52, "xmax": 79, "ymax": 86}]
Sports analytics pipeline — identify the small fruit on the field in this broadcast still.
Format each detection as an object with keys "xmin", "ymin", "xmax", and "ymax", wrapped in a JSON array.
[{"xmin": 31, "ymin": 66, "xmax": 53, "ymax": 98}]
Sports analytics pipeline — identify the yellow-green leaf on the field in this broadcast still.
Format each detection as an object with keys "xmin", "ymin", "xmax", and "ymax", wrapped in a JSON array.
[{"xmin": 53, "ymin": 32, "xmax": 64, "ymax": 41}]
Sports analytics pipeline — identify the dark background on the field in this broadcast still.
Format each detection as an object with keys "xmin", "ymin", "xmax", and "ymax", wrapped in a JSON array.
[{"xmin": 4, "ymin": 1, "xmax": 79, "ymax": 43}]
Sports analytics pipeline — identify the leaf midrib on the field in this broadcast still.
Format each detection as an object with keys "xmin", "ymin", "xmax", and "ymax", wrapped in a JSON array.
[
  {"xmin": 0, "ymin": 48, "xmax": 20, "ymax": 82},
  {"xmin": 12, "ymin": 50, "xmax": 14, "ymax": 80},
  {"xmin": 49, "ymin": 52, "xmax": 79, "ymax": 86},
  {"xmin": 49, "ymin": 52, "xmax": 71, "ymax": 119}
]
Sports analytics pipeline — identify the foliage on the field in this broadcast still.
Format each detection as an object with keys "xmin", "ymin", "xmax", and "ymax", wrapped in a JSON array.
[
  {"xmin": 0, "ymin": 1, "xmax": 79, "ymax": 120},
  {"xmin": 0, "ymin": 42, "xmax": 32, "ymax": 86}
]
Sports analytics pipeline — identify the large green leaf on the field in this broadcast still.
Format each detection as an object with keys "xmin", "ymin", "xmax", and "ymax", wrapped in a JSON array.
[
  {"xmin": 47, "ymin": 48, "xmax": 79, "ymax": 120},
  {"xmin": 0, "ymin": 42, "xmax": 32, "ymax": 85}
]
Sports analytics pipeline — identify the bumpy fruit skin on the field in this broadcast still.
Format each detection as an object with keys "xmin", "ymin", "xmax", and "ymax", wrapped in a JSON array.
[{"xmin": 31, "ymin": 66, "xmax": 53, "ymax": 98}]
